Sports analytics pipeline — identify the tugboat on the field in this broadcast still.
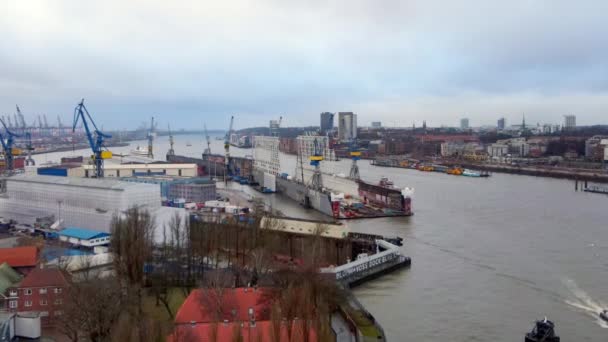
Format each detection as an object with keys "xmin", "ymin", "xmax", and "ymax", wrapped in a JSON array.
[
  {"xmin": 600, "ymin": 309, "xmax": 608, "ymax": 322},
  {"xmin": 525, "ymin": 317, "xmax": 560, "ymax": 342}
]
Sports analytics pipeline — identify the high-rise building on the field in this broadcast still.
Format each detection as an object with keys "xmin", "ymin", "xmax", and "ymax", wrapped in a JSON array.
[
  {"xmin": 460, "ymin": 118, "xmax": 469, "ymax": 130},
  {"xmin": 371, "ymin": 121, "xmax": 381, "ymax": 128},
  {"xmin": 338, "ymin": 112, "xmax": 357, "ymax": 141},
  {"xmin": 563, "ymin": 115, "xmax": 576, "ymax": 130},
  {"xmin": 497, "ymin": 117, "xmax": 505, "ymax": 130},
  {"xmin": 320, "ymin": 112, "xmax": 334, "ymax": 134}
]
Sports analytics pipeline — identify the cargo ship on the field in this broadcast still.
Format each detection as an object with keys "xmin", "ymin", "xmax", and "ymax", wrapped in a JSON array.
[{"xmin": 275, "ymin": 175, "xmax": 413, "ymax": 219}]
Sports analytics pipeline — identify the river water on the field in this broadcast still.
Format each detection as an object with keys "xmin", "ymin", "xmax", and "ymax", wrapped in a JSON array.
[{"xmin": 33, "ymin": 134, "xmax": 608, "ymax": 341}]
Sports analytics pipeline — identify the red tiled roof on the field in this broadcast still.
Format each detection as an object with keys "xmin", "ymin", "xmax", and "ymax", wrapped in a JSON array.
[
  {"xmin": 19, "ymin": 267, "xmax": 68, "ymax": 288},
  {"xmin": 0, "ymin": 247, "xmax": 39, "ymax": 268},
  {"xmin": 175, "ymin": 288, "xmax": 275, "ymax": 324},
  {"xmin": 169, "ymin": 320, "xmax": 317, "ymax": 342}
]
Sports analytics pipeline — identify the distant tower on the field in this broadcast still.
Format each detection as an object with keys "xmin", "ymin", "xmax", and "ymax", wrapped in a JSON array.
[
  {"xmin": 422, "ymin": 120, "xmax": 427, "ymax": 132},
  {"xmin": 497, "ymin": 117, "xmax": 505, "ymax": 130},
  {"xmin": 563, "ymin": 115, "xmax": 576, "ymax": 131},
  {"xmin": 460, "ymin": 118, "xmax": 469, "ymax": 130},
  {"xmin": 522, "ymin": 114, "xmax": 526, "ymax": 130},
  {"xmin": 320, "ymin": 112, "xmax": 334, "ymax": 134}
]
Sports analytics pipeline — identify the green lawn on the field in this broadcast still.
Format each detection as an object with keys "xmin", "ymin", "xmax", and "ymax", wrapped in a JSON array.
[{"xmin": 142, "ymin": 287, "xmax": 190, "ymax": 321}]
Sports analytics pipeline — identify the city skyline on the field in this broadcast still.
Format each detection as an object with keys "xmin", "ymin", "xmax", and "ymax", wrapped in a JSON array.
[{"xmin": 2, "ymin": 1, "xmax": 608, "ymax": 130}]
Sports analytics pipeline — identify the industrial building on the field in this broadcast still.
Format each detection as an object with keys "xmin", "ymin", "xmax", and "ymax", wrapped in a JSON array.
[
  {"xmin": 0, "ymin": 174, "xmax": 161, "ymax": 232},
  {"xmin": 83, "ymin": 163, "xmax": 197, "ymax": 178},
  {"xmin": 338, "ymin": 112, "xmax": 357, "ymax": 142},
  {"xmin": 121, "ymin": 176, "xmax": 216, "ymax": 203},
  {"xmin": 58, "ymin": 227, "xmax": 111, "ymax": 247}
]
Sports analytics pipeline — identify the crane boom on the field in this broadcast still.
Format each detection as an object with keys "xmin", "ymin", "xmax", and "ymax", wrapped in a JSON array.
[
  {"xmin": 72, "ymin": 99, "xmax": 112, "ymax": 177},
  {"xmin": 16, "ymin": 105, "xmax": 26, "ymax": 129},
  {"xmin": 43, "ymin": 115, "xmax": 49, "ymax": 128}
]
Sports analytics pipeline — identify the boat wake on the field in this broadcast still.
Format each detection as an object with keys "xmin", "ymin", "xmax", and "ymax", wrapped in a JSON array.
[{"xmin": 562, "ymin": 278, "xmax": 608, "ymax": 328}]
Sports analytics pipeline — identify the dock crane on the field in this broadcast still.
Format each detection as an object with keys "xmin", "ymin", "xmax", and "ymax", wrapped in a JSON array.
[
  {"xmin": 203, "ymin": 124, "xmax": 211, "ymax": 156},
  {"xmin": 72, "ymin": 99, "xmax": 112, "ymax": 178},
  {"xmin": 57, "ymin": 115, "xmax": 63, "ymax": 128},
  {"xmin": 224, "ymin": 116, "xmax": 234, "ymax": 183},
  {"xmin": 147, "ymin": 116, "xmax": 155, "ymax": 159},
  {"xmin": 43, "ymin": 115, "xmax": 49, "ymax": 129},
  {"xmin": 348, "ymin": 138, "xmax": 361, "ymax": 180},
  {"xmin": 309, "ymin": 138, "xmax": 324, "ymax": 190},
  {"xmin": 6, "ymin": 116, "xmax": 13, "ymax": 129},
  {"xmin": 24, "ymin": 132, "xmax": 35, "ymax": 166},
  {"xmin": 167, "ymin": 124, "xmax": 175, "ymax": 158},
  {"xmin": 0, "ymin": 117, "xmax": 22, "ymax": 173}
]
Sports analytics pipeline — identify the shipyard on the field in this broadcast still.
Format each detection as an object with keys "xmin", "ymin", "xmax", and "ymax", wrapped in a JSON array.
[{"xmin": 2, "ymin": 2, "xmax": 608, "ymax": 342}]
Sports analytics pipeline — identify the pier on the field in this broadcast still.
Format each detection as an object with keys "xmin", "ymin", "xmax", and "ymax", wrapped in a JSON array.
[{"xmin": 321, "ymin": 239, "xmax": 411, "ymax": 287}]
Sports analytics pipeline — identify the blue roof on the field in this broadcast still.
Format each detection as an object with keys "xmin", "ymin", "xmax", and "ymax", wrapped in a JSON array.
[{"xmin": 59, "ymin": 227, "xmax": 110, "ymax": 240}]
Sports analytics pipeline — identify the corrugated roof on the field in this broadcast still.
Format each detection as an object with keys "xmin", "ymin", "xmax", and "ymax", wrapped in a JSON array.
[
  {"xmin": 6, "ymin": 174, "xmax": 153, "ymax": 191},
  {"xmin": 0, "ymin": 246, "xmax": 39, "ymax": 268},
  {"xmin": 0, "ymin": 263, "xmax": 21, "ymax": 294},
  {"xmin": 59, "ymin": 227, "xmax": 110, "ymax": 240},
  {"xmin": 18, "ymin": 267, "xmax": 68, "ymax": 288}
]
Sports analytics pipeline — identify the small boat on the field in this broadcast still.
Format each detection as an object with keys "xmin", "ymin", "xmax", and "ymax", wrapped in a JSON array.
[
  {"xmin": 462, "ymin": 169, "xmax": 482, "ymax": 177},
  {"xmin": 130, "ymin": 145, "xmax": 149, "ymax": 156},
  {"xmin": 600, "ymin": 310, "xmax": 608, "ymax": 322},
  {"xmin": 525, "ymin": 318, "xmax": 560, "ymax": 342}
]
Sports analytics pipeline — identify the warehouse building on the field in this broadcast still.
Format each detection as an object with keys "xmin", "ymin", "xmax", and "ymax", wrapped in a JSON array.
[
  {"xmin": 120, "ymin": 176, "xmax": 216, "ymax": 203},
  {"xmin": 0, "ymin": 174, "xmax": 161, "ymax": 232}
]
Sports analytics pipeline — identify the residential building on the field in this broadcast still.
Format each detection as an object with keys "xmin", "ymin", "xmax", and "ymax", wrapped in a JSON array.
[
  {"xmin": 0, "ymin": 247, "xmax": 39, "ymax": 275},
  {"xmin": 497, "ymin": 117, "xmax": 505, "ymax": 130},
  {"xmin": 440, "ymin": 141, "xmax": 483, "ymax": 157},
  {"xmin": 585, "ymin": 136, "xmax": 608, "ymax": 161},
  {"xmin": 6, "ymin": 266, "xmax": 68, "ymax": 326},
  {"xmin": 460, "ymin": 118, "xmax": 469, "ymax": 130},
  {"xmin": 487, "ymin": 143, "xmax": 509, "ymax": 158},
  {"xmin": 320, "ymin": 112, "xmax": 334, "ymax": 134},
  {"xmin": 371, "ymin": 121, "xmax": 382, "ymax": 128},
  {"xmin": 58, "ymin": 227, "xmax": 110, "ymax": 247},
  {"xmin": 338, "ymin": 112, "xmax": 357, "ymax": 141},
  {"xmin": 169, "ymin": 287, "xmax": 317, "ymax": 342},
  {"xmin": 563, "ymin": 115, "xmax": 576, "ymax": 130}
]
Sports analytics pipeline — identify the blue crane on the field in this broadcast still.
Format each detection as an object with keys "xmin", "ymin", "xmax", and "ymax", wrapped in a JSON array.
[
  {"xmin": 72, "ymin": 99, "xmax": 112, "ymax": 178},
  {"xmin": 309, "ymin": 137, "xmax": 325, "ymax": 190},
  {"xmin": 0, "ymin": 117, "xmax": 21, "ymax": 172}
]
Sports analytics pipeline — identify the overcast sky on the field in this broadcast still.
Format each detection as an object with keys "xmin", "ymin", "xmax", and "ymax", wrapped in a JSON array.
[{"xmin": 2, "ymin": 1, "xmax": 607, "ymax": 130}]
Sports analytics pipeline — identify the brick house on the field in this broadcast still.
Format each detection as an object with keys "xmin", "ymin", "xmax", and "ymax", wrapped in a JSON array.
[{"xmin": 6, "ymin": 266, "xmax": 68, "ymax": 325}]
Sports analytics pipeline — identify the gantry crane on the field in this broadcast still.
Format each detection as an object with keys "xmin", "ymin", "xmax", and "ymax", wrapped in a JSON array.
[
  {"xmin": 72, "ymin": 99, "xmax": 112, "ymax": 177},
  {"xmin": 43, "ymin": 115, "xmax": 49, "ymax": 129},
  {"xmin": 224, "ymin": 116, "xmax": 234, "ymax": 183},
  {"xmin": 0, "ymin": 117, "xmax": 22, "ymax": 173},
  {"xmin": 309, "ymin": 138, "xmax": 324, "ymax": 190},
  {"xmin": 203, "ymin": 123, "xmax": 211, "ymax": 156}
]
